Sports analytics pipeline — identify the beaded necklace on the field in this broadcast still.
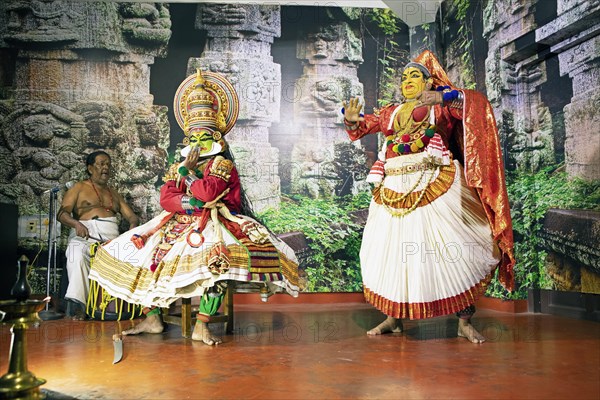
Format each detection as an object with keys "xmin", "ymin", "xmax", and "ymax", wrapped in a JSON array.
[
  {"xmin": 387, "ymin": 103, "xmax": 436, "ymax": 155},
  {"xmin": 89, "ymin": 179, "xmax": 114, "ymax": 213}
]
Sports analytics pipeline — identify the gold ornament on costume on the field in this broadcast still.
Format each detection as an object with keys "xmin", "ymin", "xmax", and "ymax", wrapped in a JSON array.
[
  {"xmin": 183, "ymin": 70, "xmax": 221, "ymax": 133},
  {"xmin": 162, "ymin": 163, "xmax": 180, "ymax": 183}
]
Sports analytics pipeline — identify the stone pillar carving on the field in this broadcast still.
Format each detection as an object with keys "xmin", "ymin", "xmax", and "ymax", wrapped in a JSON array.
[
  {"xmin": 504, "ymin": 65, "xmax": 556, "ymax": 171},
  {"xmin": 290, "ymin": 21, "xmax": 364, "ymax": 198},
  {"xmin": 192, "ymin": 3, "xmax": 282, "ymax": 212},
  {"xmin": 482, "ymin": 0, "xmax": 558, "ymax": 171},
  {"xmin": 0, "ymin": 1, "xmax": 171, "ymax": 224},
  {"xmin": 536, "ymin": 0, "xmax": 600, "ymax": 180}
]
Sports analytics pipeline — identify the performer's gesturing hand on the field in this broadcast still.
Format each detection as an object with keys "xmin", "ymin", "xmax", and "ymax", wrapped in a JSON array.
[
  {"xmin": 416, "ymin": 90, "xmax": 443, "ymax": 106},
  {"xmin": 182, "ymin": 146, "xmax": 200, "ymax": 171},
  {"xmin": 342, "ymin": 97, "xmax": 364, "ymax": 123}
]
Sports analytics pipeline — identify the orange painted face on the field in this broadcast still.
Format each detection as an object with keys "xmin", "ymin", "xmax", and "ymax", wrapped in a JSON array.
[{"xmin": 401, "ymin": 67, "xmax": 429, "ymax": 99}]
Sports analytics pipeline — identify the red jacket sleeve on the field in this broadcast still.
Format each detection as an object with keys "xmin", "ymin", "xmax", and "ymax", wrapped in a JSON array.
[
  {"xmin": 346, "ymin": 104, "xmax": 397, "ymax": 141},
  {"xmin": 159, "ymin": 159, "xmax": 242, "ymax": 214},
  {"xmin": 189, "ymin": 175, "xmax": 229, "ymax": 203},
  {"xmin": 347, "ymin": 113, "xmax": 383, "ymax": 141},
  {"xmin": 159, "ymin": 180, "xmax": 186, "ymax": 212},
  {"xmin": 188, "ymin": 159, "xmax": 229, "ymax": 203}
]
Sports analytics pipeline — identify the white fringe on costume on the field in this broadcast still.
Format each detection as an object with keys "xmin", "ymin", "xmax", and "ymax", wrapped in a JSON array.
[
  {"xmin": 361, "ymin": 152, "xmax": 500, "ymax": 319},
  {"xmin": 88, "ymin": 213, "xmax": 299, "ymax": 308}
]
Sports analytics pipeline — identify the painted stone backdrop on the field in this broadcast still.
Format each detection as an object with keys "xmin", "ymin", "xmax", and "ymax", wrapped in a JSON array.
[
  {"xmin": 0, "ymin": 0, "xmax": 598, "ymax": 296},
  {"xmin": 0, "ymin": 1, "xmax": 171, "ymax": 237}
]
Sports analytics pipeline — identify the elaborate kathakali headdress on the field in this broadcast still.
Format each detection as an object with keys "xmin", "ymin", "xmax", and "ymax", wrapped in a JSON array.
[{"xmin": 173, "ymin": 69, "xmax": 239, "ymax": 157}]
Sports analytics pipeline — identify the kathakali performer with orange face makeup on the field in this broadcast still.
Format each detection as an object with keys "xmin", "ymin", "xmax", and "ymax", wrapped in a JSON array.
[
  {"xmin": 89, "ymin": 70, "xmax": 299, "ymax": 345},
  {"xmin": 342, "ymin": 50, "xmax": 515, "ymax": 343}
]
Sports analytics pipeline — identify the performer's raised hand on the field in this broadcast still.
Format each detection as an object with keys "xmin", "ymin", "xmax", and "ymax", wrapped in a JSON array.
[
  {"xmin": 182, "ymin": 146, "xmax": 200, "ymax": 171},
  {"xmin": 342, "ymin": 97, "xmax": 364, "ymax": 123}
]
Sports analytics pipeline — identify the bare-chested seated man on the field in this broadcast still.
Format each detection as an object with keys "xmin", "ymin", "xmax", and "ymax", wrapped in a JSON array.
[{"xmin": 58, "ymin": 150, "xmax": 139, "ymax": 319}]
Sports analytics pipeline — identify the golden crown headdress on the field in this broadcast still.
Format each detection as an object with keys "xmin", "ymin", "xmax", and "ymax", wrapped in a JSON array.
[{"xmin": 174, "ymin": 69, "xmax": 239, "ymax": 145}]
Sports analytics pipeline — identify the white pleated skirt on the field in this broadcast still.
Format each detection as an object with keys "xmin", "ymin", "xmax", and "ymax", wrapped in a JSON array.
[{"xmin": 361, "ymin": 152, "xmax": 500, "ymax": 319}]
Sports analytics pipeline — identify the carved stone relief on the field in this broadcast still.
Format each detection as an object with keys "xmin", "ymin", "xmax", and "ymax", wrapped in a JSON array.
[
  {"xmin": 290, "ymin": 20, "xmax": 364, "ymax": 198},
  {"xmin": 0, "ymin": 102, "xmax": 86, "ymax": 211},
  {"xmin": 194, "ymin": 3, "xmax": 282, "ymax": 211},
  {"xmin": 197, "ymin": 3, "xmax": 280, "ymax": 40},
  {"xmin": 0, "ymin": 0, "xmax": 171, "ymax": 233},
  {"xmin": 296, "ymin": 23, "xmax": 363, "ymax": 65},
  {"xmin": 1, "ymin": 1, "xmax": 170, "ymax": 55}
]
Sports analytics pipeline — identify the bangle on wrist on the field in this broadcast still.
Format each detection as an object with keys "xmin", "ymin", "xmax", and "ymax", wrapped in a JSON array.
[
  {"xmin": 184, "ymin": 174, "xmax": 200, "ymax": 188},
  {"xmin": 178, "ymin": 166, "xmax": 189, "ymax": 177},
  {"xmin": 344, "ymin": 118, "xmax": 359, "ymax": 130},
  {"xmin": 445, "ymin": 91, "xmax": 463, "ymax": 109},
  {"xmin": 189, "ymin": 197, "xmax": 205, "ymax": 208},
  {"xmin": 181, "ymin": 196, "xmax": 193, "ymax": 210}
]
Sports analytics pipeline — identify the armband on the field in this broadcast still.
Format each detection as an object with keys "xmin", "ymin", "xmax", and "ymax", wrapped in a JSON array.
[
  {"xmin": 442, "ymin": 90, "xmax": 463, "ymax": 109},
  {"xmin": 208, "ymin": 156, "xmax": 233, "ymax": 182},
  {"xmin": 181, "ymin": 196, "xmax": 194, "ymax": 211}
]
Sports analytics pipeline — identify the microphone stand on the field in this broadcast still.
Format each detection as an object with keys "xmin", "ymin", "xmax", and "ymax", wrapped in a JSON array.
[{"xmin": 39, "ymin": 188, "xmax": 63, "ymax": 320}]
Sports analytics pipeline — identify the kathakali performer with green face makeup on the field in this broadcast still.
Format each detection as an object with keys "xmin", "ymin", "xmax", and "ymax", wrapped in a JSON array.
[
  {"xmin": 89, "ymin": 70, "xmax": 299, "ymax": 345},
  {"xmin": 342, "ymin": 50, "xmax": 515, "ymax": 343}
]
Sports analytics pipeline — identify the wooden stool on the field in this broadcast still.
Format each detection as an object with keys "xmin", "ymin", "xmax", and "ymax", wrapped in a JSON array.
[{"xmin": 162, "ymin": 285, "xmax": 234, "ymax": 338}]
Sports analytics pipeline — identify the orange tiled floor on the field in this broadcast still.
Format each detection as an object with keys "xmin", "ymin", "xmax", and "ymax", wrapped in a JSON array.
[{"xmin": 1, "ymin": 303, "xmax": 599, "ymax": 399}]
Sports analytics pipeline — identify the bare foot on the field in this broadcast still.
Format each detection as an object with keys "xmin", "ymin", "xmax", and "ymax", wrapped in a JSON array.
[
  {"xmin": 367, "ymin": 316, "xmax": 403, "ymax": 336},
  {"xmin": 192, "ymin": 321, "xmax": 222, "ymax": 345},
  {"xmin": 457, "ymin": 319, "xmax": 485, "ymax": 343},
  {"xmin": 122, "ymin": 313, "xmax": 164, "ymax": 335},
  {"xmin": 69, "ymin": 312, "xmax": 87, "ymax": 321}
]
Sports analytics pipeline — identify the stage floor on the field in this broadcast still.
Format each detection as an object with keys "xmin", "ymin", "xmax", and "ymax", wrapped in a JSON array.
[{"xmin": 1, "ymin": 302, "xmax": 599, "ymax": 399}]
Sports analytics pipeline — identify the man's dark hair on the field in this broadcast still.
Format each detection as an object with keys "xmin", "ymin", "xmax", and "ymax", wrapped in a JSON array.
[{"xmin": 85, "ymin": 150, "xmax": 111, "ymax": 175}]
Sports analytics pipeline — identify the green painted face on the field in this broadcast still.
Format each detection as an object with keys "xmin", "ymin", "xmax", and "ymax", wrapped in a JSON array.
[{"xmin": 189, "ymin": 130, "xmax": 215, "ymax": 156}]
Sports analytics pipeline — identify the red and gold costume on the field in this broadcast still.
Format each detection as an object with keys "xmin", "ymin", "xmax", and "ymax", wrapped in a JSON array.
[
  {"xmin": 346, "ymin": 51, "xmax": 514, "ymax": 320},
  {"xmin": 89, "ymin": 71, "xmax": 299, "ymax": 310}
]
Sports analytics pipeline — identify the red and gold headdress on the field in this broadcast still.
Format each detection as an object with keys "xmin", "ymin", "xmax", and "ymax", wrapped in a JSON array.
[
  {"xmin": 173, "ymin": 69, "xmax": 239, "ymax": 155},
  {"xmin": 412, "ymin": 50, "xmax": 455, "ymax": 89}
]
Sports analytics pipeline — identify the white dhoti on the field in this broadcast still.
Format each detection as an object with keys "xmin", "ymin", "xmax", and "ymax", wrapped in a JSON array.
[
  {"xmin": 362, "ymin": 152, "xmax": 501, "ymax": 319},
  {"xmin": 64, "ymin": 217, "xmax": 119, "ymax": 306}
]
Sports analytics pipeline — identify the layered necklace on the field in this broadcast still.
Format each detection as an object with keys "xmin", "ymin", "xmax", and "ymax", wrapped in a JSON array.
[
  {"xmin": 387, "ymin": 102, "xmax": 436, "ymax": 155},
  {"xmin": 89, "ymin": 179, "xmax": 114, "ymax": 213}
]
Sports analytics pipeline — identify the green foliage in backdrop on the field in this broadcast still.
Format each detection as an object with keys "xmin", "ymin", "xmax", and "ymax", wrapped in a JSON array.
[
  {"xmin": 485, "ymin": 165, "xmax": 600, "ymax": 299},
  {"xmin": 259, "ymin": 192, "xmax": 370, "ymax": 292},
  {"xmin": 262, "ymin": 165, "xmax": 599, "ymax": 297}
]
